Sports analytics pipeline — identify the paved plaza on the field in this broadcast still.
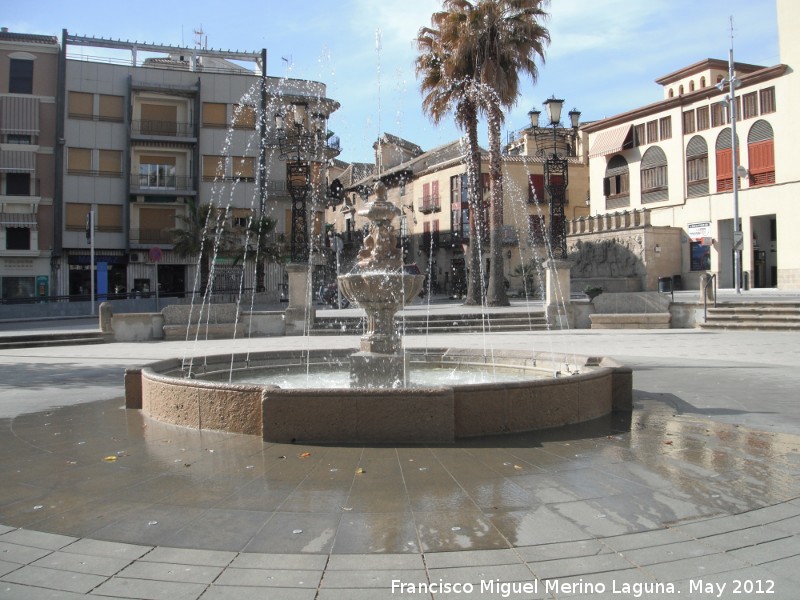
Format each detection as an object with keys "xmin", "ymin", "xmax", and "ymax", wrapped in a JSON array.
[{"xmin": 0, "ymin": 305, "xmax": 798, "ymax": 599}]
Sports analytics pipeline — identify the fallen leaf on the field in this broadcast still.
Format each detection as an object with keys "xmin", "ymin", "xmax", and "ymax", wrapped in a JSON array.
[
  {"xmin": 513, "ymin": 464, "xmax": 523, "ymax": 470},
  {"xmin": 103, "ymin": 456, "xmax": 117, "ymax": 462},
  {"xmin": 299, "ymin": 452, "xmax": 311, "ymax": 458},
  {"xmin": 663, "ymin": 440, "xmax": 673, "ymax": 445},
  {"xmin": 356, "ymin": 467, "xmax": 365, "ymax": 475}
]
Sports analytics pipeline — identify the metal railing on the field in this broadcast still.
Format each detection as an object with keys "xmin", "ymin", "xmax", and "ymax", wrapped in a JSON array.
[
  {"xmin": 131, "ymin": 119, "xmax": 194, "ymax": 138},
  {"xmin": 703, "ymin": 274, "xmax": 718, "ymax": 323},
  {"xmin": 130, "ymin": 174, "xmax": 195, "ymax": 193}
]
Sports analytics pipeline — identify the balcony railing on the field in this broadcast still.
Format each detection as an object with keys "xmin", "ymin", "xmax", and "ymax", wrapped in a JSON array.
[
  {"xmin": 419, "ymin": 195, "xmax": 441, "ymax": 214},
  {"xmin": 129, "ymin": 228, "xmax": 176, "ymax": 245},
  {"xmin": 1, "ymin": 178, "xmax": 40, "ymax": 198},
  {"xmin": 131, "ymin": 119, "xmax": 194, "ymax": 138},
  {"xmin": 130, "ymin": 174, "xmax": 195, "ymax": 193}
]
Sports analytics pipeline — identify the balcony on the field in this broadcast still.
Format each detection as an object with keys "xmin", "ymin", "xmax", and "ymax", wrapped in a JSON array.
[
  {"xmin": 419, "ymin": 195, "xmax": 441, "ymax": 214},
  {"xmin": 129, "ymin": 228, "xmax": 176, "ymax": 246},
  {"xmin": 131, "ymin": 119, "xmax": 195, "ymax": 140},
  {"xmin": 130, "ymin": 174, "xmax": 196, "ymax": 196},
  {"xmin": 0, "ymin": 178, "xmax": 41, "ymax": 203}
]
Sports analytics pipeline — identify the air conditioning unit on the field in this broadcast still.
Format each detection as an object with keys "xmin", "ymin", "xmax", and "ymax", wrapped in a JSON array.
[{"xmin": 129, "ymin": 252, "xmax": 142, "ymax": 263}]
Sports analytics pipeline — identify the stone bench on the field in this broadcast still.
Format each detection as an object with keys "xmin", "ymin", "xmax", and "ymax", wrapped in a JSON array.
[
  {"xmin": 589, "ymin": 291, "xmax": 672, "ymax": 330},
  {"xmin": 162, "ymin": 303, "xmax": 243, "ymax": 341}
]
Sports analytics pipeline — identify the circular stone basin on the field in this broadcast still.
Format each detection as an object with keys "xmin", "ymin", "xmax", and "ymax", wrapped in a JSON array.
[{"xmin": 125, "ymin": 348, "xmax": 632, "ymax": 444}]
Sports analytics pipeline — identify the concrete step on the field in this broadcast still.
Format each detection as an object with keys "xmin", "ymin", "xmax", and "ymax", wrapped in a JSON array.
[
  {"xmin": 699, "ymin": 302, "xmax": 800, "ymax": 330},
  {"xmin": 0, "ymin": 332, "xmax": 107, "ymax": 349}
]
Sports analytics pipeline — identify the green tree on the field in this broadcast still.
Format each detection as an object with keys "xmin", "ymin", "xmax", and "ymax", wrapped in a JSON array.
[
  {"xmin": 445, "ymin": 0, "xmax": 550, "ymax": 306},
  {"xmin": 232, "ymin": 214, "xmax": 280, "ymax": 293},
  {"xmin": 171, "ymin": 201, "xmax": 234, "ymax": 296}
]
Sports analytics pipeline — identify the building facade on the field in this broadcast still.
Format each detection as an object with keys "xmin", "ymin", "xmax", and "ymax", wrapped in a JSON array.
[
  {"xmin": 584, "ymin": 0, "xmax": 798, "ymax": 290},
  {"xmin": 0, "ymin": 29, "xmax": 59, "ymax": 301}
]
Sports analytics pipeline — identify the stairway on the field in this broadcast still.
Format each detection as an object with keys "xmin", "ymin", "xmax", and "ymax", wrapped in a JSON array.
[
  {"xmin": 311, "ymin": 311, "xmax": 549, "ymax": 335},
  {"xmin": 699, "ymin": 302, "xmax": 800, "ymax": 331},
  {"xmin": 0, "ymin": 331, "xmax": 107, "ymax": 350}
]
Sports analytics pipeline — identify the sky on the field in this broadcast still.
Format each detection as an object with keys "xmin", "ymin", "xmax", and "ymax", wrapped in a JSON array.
[{"xmin": 6, "ymin": 0, "xmax": 781, "ymax": 163}]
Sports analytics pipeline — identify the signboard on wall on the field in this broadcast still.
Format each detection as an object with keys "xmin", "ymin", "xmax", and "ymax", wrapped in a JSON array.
[{"xmin": 687, "ymin": 222, "xmax": 711, "ymax": 242}]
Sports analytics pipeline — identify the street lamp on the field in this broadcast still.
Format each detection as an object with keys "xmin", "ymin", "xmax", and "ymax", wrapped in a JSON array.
[
  {"xmin": 532, "ymin": 96, "xmax": 580, "ymax": 259},
  {"xmin": 274, "ymin": 102, "xmax": 328, "ymax": 263}
]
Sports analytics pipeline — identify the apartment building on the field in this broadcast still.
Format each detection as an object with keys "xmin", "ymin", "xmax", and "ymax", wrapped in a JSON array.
[
  {"xmin": 584, "ymin": 0, "xmax": 799, "ymax": 290},
  {"xmin": 0, "ymin": 28, "xmax": 59, "ymax": 301}
]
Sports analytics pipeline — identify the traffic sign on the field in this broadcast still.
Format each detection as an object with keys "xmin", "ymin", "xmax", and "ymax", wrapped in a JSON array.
[{"xmin": 148, "ymin": 246, "xmax": 163, "ymax": 263}]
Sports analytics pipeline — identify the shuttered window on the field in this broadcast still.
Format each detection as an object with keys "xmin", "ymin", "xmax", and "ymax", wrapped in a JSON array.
[
  {"xmin": 203, "ymin": 155, "xmax": 225, "ymax": 181},
  {"xmin": 68, "ymin": 92, "xmax": 93, "ymax": 119},
  {"xmin": 760, "ymin": 87, "xmax": 776, "ymax": 114},
  {"xmin": 686, "ymin": 136, "xmax": 709, "ymax": 197},
  {"xmin": 98, "ymin": 150, "xmax": 122, "ymax": 176},
  {"xmin": 528, "ymin": 174, "xmax": 544, "ymax": 203},
  {"xmin": 232, "ymin": 156, "xmax": 256, "ymax": 180},
  {"xmin": 748, "ymin": 120, "xmax": 775, "ymax": 187},
  {"xmin": 203, "ymin": 103, "xmax": 227, "ymax": 127},
  {"xmin": 65, "ymin": 202, "xmax": 91, "ymax": 230},
  {"xmin": 696, "ymin": 106, "xmax": 710, "ymax": 130},
  {"xmin": 715, "ymin": 129, "xmax": 739, "ymax": 193},
  {"xmin": 640, "ymin": 146, "xmax": 669, "ymax": 203},
  {"xmin": 98, "ymin": 95, "xmax": 124, "ymax": 122},
  {"xmin": 68, "ymin": 147, "xmax": 92, "ymax": 174},
  {"xmin": 233, "ymin": 104, "xmax": 257, "ymax": 129},
  {"xmin": 97, "ymin": 204, "xmax": 123, "ymax": 232}
]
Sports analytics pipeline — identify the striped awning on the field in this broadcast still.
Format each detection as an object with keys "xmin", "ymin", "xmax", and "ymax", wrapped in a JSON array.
[
  {"xmin": 588, "ymin": 125, "xmax": 633, "ymax": 158},
  {"xmin": 0, "ymin": 150, "xmax": 35, "ymax": 172},
  {"xmin": 0, "ymin": 96, "xmax": 39, "ymax": 134},
  {"xmin": 0, "ymin": 213, "xmax": 37, "ymax": 226}
]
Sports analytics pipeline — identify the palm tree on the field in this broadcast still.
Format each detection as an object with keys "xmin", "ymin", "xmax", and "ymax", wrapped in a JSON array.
[
  {"xmin": 447, "ymin": 0, "xmax": 550, "ymax": 306},
  {"xmin": 171, "ymin": 201, "xmax": 234, "ymax": 296},
  {"xmin": 416, "ymin": 10, "xmax": 484, "ymax": 305},
  {"xmin": 232, "ymin": 214, "xmax": 280, "ymax": 293}
]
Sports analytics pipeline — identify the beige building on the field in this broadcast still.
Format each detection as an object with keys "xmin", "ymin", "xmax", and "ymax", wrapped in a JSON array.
[
  {"xmin": 326, "ymin": 127, "xmax": 589, "ymax": 299},
  {"xmin": 584, "ymin": 0, "xmax": 798, "ymax": 291},
  {"xmin": 0, "ymin": 28, "xmax": 59, "ymax": 301}
]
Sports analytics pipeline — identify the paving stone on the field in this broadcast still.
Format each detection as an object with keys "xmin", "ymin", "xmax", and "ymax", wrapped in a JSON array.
[
  {"xmin": 117, "ymin": 560, "xmax": 224, "ymax": 584},
  {"xmin": 424, "ymin": 548, "xmax": 522, "ymax": 569},
  {"xmin": 0, "ymin": 581, "xmax": 86, "ymax": 599},
  {"xmin": 201, "ymin": 586, "xmax": 317, "ymax": 600},
  {"xmin": 61, "ymin": 538, "xmax": 152, "ymax": 560},
  {"xmin": 32, "ymin": 550, "xmax": 130, "ymax": 576},
  {"xmin": 0, "ymin": 529, "xmax": 77, "ymax": 551},
  {"xmin": 139, "ymin": 546, "xmax": 236, "ymax": 567},
  {"xmin": 228, "ymin": 552, "xmax": 328, "ymax": 570},
  {"xmin": 320, "ymin": 568, "xmax": 427, "ymax": 589},
  {"xmin": 91, "ymin": 576, "xmax": 207, "ymax": 600},
  {"xmin": 214, "ymin": 566, "xmax": 322, "ymax": 588},
  {"xmin": 326, "ymin": 553, "xmax": 424, "ymax": 570},
  {"xmin": 0, "ymin": 563, "xmax": 106, "ymax": 594},
  {"xmin": 0, "ymin": 541, "xmax": 52, "ymax": 565}
]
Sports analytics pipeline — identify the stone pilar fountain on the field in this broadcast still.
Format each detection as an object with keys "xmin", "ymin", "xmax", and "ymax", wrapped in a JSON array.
[{"xmin": 338, "ymin": 181, "xmax": 424, "ymax": 387}]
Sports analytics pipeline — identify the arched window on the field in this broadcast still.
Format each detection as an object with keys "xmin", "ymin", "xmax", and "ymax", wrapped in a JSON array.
[
  {"xmin": 715, "ymin": 129, "xmax": 740, "ymax": 192},
  {"xmin": 686, "ymin": 136, "xmax": 709, "ymax": 197},
  {"xmin": 603, "ymin": 155, "xmax": 630, "ymax": 210},
  {"xmin": 689, "ymin": 81, "xmax": 696, "ymax": 92},
  {"xmin": 700, "ymin": 76, "xmax": 707, "ymax": 88},
  {"xmin": 747, "ymin": 120, "xmax": 775, "ymax": 186},
  {"xmin": 668, "ymin": 89, "xmax": 674, "ymax": 98},
  {"xmin": 641, "ymin": 147, "xmax": 669, "ymax": 203},
  {"xmin": 679, "ymin": 85, "xmax": 684, "ymax": 95}
]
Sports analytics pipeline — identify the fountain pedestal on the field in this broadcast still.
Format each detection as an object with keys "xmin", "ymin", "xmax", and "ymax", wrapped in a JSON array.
[
  {"xmin": 338, "ymin": 181, "xmax": 424, "ymax": 388},
  {"xmin": 545, "ymin": 258, "xmax": 574, "ymax": 329},
  {"xmin": 284, "ymin": 263, "xmax": 314, "ymax": 335}
]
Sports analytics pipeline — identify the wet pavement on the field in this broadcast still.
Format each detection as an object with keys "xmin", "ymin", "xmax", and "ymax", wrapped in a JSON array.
[{"xmin": 0, "ymin": 325, "xmax": 799, "ymax": 598}]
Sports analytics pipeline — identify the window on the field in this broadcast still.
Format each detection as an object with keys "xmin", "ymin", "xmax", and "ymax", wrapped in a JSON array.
[
  {"xmin": 140, "ymin": 104, "xmax": 177, "ymax": 136},
  {"xmin": 659, "ymin": 117, "xmax": 672, "ymax": 140},
  {"xmin": 450, "ymin": 174, "xmax": 469, "ymax": 240},
  {"xmin": 233, "ymin": 104, "xmax": 257, "ymax": 129},
  {"xmin": 65, "ymin": 203, "xmax": 91, "ymax": 231},
  {"xmin": 6, "ymin": 134, "xmax": 31, "ymax": 145},
  {"xmin": 689, "ymin": 81, "xmax": 695, "ymax": 92},
  {"xmin": 98, "ymin": 95, "xmax": 124, "ymax": 122},
  {"xmin": 603, "ymin": 154, "xmax": 630, "ymax": 210},
  {"xmin": 634, "ymin": 124, "xmax": 646, "ymax": 146},
  {"xmin": 640, "ymin": 146, "xmax": 669, "ymax": 203},
  {"xmin": 1, "ymin": 276, "xmax": 35, "ymax": 300},
  {"xmin": 748, "ymin": 120, "xmax": 775, "ymax": 187},
  {"xmin": 138, "ymin": 207, "xmax": 176, "ymax": 243},
  {"xmin": 679, "ymin": 85, "xmax": 684, "ymax": 95},
  {"xmin": 98, "ymin": 150, "xmax": 122, "ymax": 177},
  {"xmin": 67, "ymin": 147, "xmax": 92, "ymax": 175},
  {"xmin": 68, "ymin": 92, "xmax": 93, "ymax": 119},
  {"xmin": 690, "ymin": 241, "xmax": 711, "ymax": 271},
  {"xmin": 9, "ymin": 59, "xmax": 33, "ymax": 94},
  {"xmin": 202, "ymin": 155, "xmax": 225, "ymax": 181},
  {"xmin": 686, "ymin": 136, "xmax": 709, "ymax": 197},
  {"xmin": 97, "ymin": 204, "xmax": 123, "ymax": 232},
  {"xmin": 5, "ymin": 173, "xmax": 30, "ymax": 196},
  {"xmin": 683, "ymin": 110, "xmax": 695, "ymax": 134},
  {"xmin": 138, "ymin": 155, "xmax": 176, "ymax": 188},
  {"xmin": 715, "ymin": 129, "xmax": 739, "ymax": 192},
  {"xmin": 700, "ymin": 76, "xmax": 707, "ymax": 88},
  {"xmin": 742, "ymin": 92, "xmax": 758, "ymax": 119},
  {"xmin": 203, "ymin": 103, "xmax": 227, "ymax": 128},
  {"xmin": 696, "ymin": 106, "xmax": 710, "ymax": 130},
  {"xmin": 5, "ymin": 227, "xmax": 31, "ymax": 250},
  {"xmin": 528, "ymin": 174, "xmax": 544, "ymax": 203},
  {"xmin": 760, "ymin": 87, "xmax": 776, "ymax": 114},
  {"xmin": 231, "ymin": 208, "xmax": 251, "ymax": 228},
  {"xmin": 232, "ymin": 156, "xmax": 256, "ymax": 181},
  {"xmin": 711, "ymin": 103, "xmax": 727, "ymax": 127},
  {"xmin": 646, "ymin": 120, "xmax": 659, "ymax": 144}
]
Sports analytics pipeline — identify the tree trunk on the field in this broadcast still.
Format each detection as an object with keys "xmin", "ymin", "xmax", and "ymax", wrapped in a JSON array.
[
  {"xmin": 463, "ymin": 101, "xmax": 483, "ymax": 306},
  {"xmin": 485, "ymin": 105, "xmax": 509, "ymax": 306}
]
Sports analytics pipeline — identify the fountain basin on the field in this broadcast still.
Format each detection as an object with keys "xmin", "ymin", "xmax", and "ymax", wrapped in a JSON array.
[{"xmin": 126, "ymin": 348, "xmax": 632, "ymax": 443}]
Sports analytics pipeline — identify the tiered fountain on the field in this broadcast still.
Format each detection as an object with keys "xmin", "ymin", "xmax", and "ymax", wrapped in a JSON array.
[{"xmin": 125, "ymin": 180, "xmax": 632, "ymax": 443}]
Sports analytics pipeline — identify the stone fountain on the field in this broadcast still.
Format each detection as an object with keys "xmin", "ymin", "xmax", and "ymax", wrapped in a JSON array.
[{"xmin": 338, "ymin": 181, "xmax": 424, "ymax": 387}]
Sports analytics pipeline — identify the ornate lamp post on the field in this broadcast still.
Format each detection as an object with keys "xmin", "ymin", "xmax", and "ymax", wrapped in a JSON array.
[
  {"xmin": 529, "ymin": 96, "xmax": 580, "ymax": 260},
  {"xmin": 528, "ymin": 96, "xmax": 580, "ymax": 328},
  {"xmin": 274, "ymin": 104, "xmax": 328, "ymax": 263}
]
